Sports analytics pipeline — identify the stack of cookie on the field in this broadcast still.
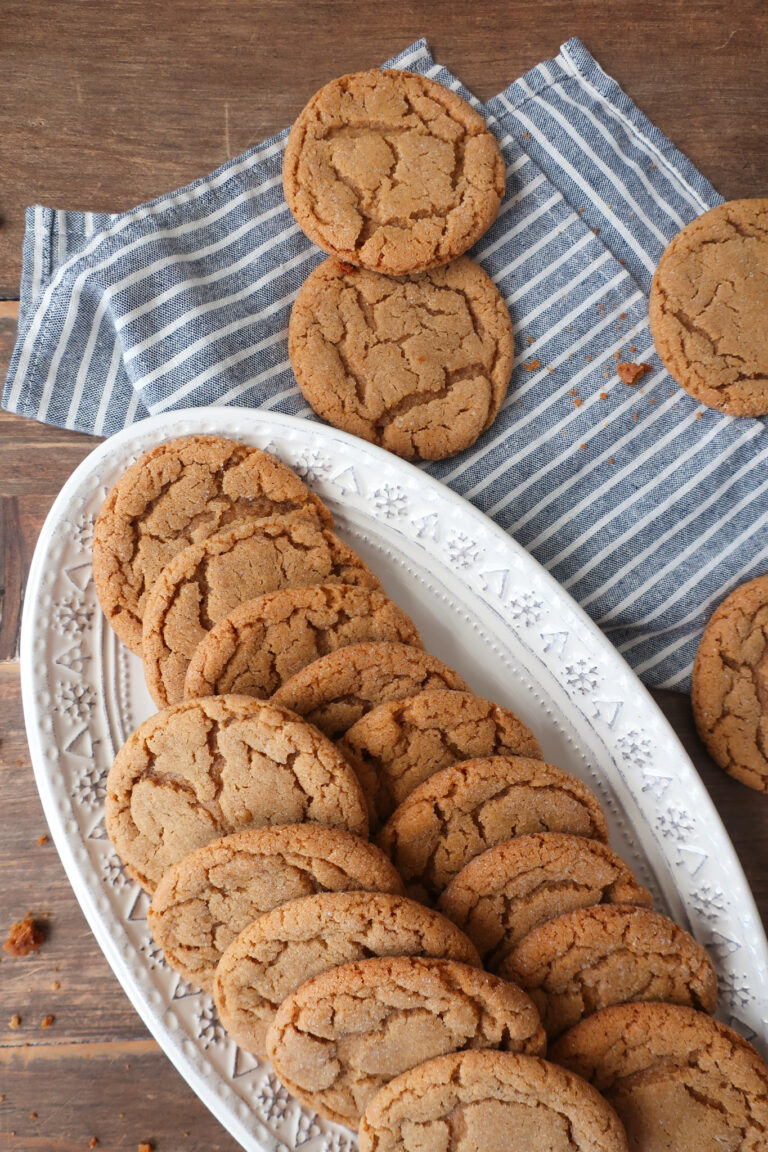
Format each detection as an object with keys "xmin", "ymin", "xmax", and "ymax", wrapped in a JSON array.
[
  {"xmin": 282, "ymin": 68, "xmax": 514, "ymax": 462},
  {"xmin": 92, "ymin": 433, "xmax": 768, "ymax": 1149}
]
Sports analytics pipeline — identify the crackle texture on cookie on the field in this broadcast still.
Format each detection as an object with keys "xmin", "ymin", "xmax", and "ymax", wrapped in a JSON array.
[
  {"xmin": 105, "ymin": 695, "xmax": 369, "ymax": 892},
  {"xmin": 283, "ymin": 70, "xmax": 505, "ymax": 275},
  {"xmin": 438, "ymin": 833, "xmax": 652, "ymax": 969},
  {"xmin": 148, "ymin": 826, "xmax": 402, "ymax": 991},
  {"xmin": 338, "ymin": 690, "xmax": 542, "ymax": 832},
  {"xmin": 142, "ymin": 512, "xmax": 380, "ymax": 708},
  {"xmin": 692, "ymin": 574, "xmax": 768, "ymax": 792},
  {"xmin": 359, "ymin": 1049, "xmax": 629, "ymax": 1152},
  {"xmin": 288, "ymin": 256, "xmax": 513, "ymax": 460},
  {"xmin": 93, "ymin": 435, "xmax": 331, "ymax": 654},
  {"xmin": 551, "ymin": 1003, "xmax": 768, "ymax": 1152},
  {"xmin": 649, "ymin": 198, "xmax": 768, "ymax": 416},
  {"xmin": 266, "ymin": 955, "xmax": 545, "ymax": 1126},
  {"xmin": 214, "ymin": 891, "xmax": 480, "ymax": 1054},
  {"xmin": 184, "ymin": 585, "xmax": 422, "ymax": 701},
  {"xmin": 503, "ymin": 905, "xmax": 717, "ymax": 1038},
  {"xmin": 377, "ymin": 756, "xmax": 609, "ymax": 903},
  {"xmin": 271, "ymin": 641, "xmax": 468, "ymax": 738}
]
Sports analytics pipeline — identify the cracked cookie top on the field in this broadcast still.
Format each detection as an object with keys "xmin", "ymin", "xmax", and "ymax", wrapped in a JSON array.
[
  {"xmin": 283, "ymin": 69, "xmax": 505, "ymax": 275},
  {"xmin": 288, "ymin": 256, "xmax": 514, "ymax": 460},
  {"xmin": 266, "ymin": 955, "xmax": 546, "ymax": 1125},
  {"xmin": 183, "ymin": 584, "xmax": 422, "ymax": 701},
  {"xmin": 271, "ymin": 641, "xmax": 469, "ymax": 738},
  {"xmin": 141, "ymin": 512, "xmax": 381, "ymax": 709},
  {"xmin": 359, "ymin": 1050, "xmax": 630, "ymax": 1152},
  {"xmin": 105, "ymin": 695, "xmax": 369, "ymax": 892},
  {"xmin": 93, "ymin": 435, "xmax": 332, "ymax": 655},
  {"xmin": 692, "ymin": 574, "xmax": 768, "ymax": 792},
  {"xmin": 214, "ymin": 891, "xmax": 481, "ymax": 1054},
  {"xmin": 649, "ymin": 199, "xmax": 768, "ymax": 416},
  {"xmin": 377, "ymin": 755, "xmax": 609, "ymax": 903},
  {"xmin": 551, "ymin": 1003, "xmax": 768, "ymax": 1152},
  {"xmin": 437, "ymin": 832, "xmax": 653, "ymax": 969},
  {"xmin": 503, "ymin": 904, "xmax": 717, "ymax": 1039},
  {"xmin": 337, "ymin": 690, "xmax": 542, "ymax": 832},
  {"xmin": 148, "ymin": 826, "xmax": 402, "ymax": 992}
]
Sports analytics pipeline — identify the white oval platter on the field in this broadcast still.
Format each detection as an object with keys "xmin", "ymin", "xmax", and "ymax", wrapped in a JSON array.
[{"xmin": 21, "ymin": 407, "xmax": 768, "ymax": 1152}]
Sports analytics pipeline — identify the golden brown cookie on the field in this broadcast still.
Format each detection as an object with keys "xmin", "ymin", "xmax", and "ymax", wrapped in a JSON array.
[
  {"xmin": 377, "ymin": 756, "xmax": 609, "ymax": 903},
  {"xmin": 288, "ymin": 256, "xmax": 513, "ymax": 461},
  {"xmin": 359, "ymin": 1050, "xmax": 630, "ymax": 1152},
  {"xmin": 551, "ymin": 1003, "xmax": 768, "ymax": 1152},
  {"xmin": 649, "ymin": 199, "xmax": 768, "ymax": 416},
  {"xmin": 437, "ymin": 833, "xmax": 653, "ymax": 970},
  {"xmin": 266, "ymin": 955, "xmax": 546, "ymax": 1126},
  {"xmin": 141, "ymin": 513, "xmax": 381, "ymax": 708},
  {"xmin": 105, "ymin": 695, "xmax": 368, "ymax": 891},
  {"xmin": 283, "ymin": 69, "xmax": 505, "ymax": 275},
  {"xmin": 183, "ymin": 585, "xmax": 422, "ymax": 701},
  {"xmin": 337, "ymin": 690, "xmax": 542, "ymax": 832},
  {"xmin": 148, "ymin": 826, "xmax": 402, "ymax": 991},
  {"xmin": 93, "ymin": 435, "xmax": 331, "ymax": 654},
  {"xmin": 271, "ymin": 641, "xmax": 469, "ymax": 738},
  {"xmin": 214, "ymin": 891, "xmax": 481, "ymax": 1053},
  {"xmin": 503, "ymin": 905, "xmax": 717, "ymax": 1039},
  {"xmin": 692, "ymin": 574, "xmax": 768, "ymax": 791}
]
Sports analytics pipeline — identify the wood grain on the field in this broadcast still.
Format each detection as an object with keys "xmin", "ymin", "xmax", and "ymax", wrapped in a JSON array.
[{"xmin": 2, "ymin": 6, "xmax": 768, "ymax": 1146}]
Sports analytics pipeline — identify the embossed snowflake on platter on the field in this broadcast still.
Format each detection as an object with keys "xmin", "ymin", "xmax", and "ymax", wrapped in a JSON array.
[
  {"xmin": 295, "ymin": 1113, "xmax": 322, "ymax": 1146},
  {"xmin": 720, "ymin": 971, "xmax": 752, "ymax": 1009},
  {"xmin": 446, "ymin": 532, "xmax": 481, "ymax": 569},
  {"xmin": 655, "ymin": 806, "xmax": 695, "ymax": 841},
  {"xmin": 564, "ymin": 659, "xmax": 599, "ymax": 695},
  {"xmin": 73, "ymin": 763, "xmax": 107, "ymax": 809},
  {"xmin": 507, "ymin": 592, "xmax": 542, "ymax": 627},
  {"xmin": 71, "ymin": 513, "xmax": 96, "ymax": 552},
  {"xmin": 102, "ymin": 853, "xmax": 131, "ymax": 891},
  {"xmin": 56, "ymin": 681, "xmax": 98, "ymax": 724},
  {"xmin": 617, "ymin": 729, "xmax": 652, "ymax": 768},
  {"xmin": 195, "ymin": 1002, "xmax": 226, "ymax": 1050},
  {"xmin": 326, "ymin": 1132, "xmax": 354, "ymax": 1152},
  {"xmin": 373, "ymin": 484, "xmax": 408, "ymax": 519},
  {"xmin": 140, "ymin": 936, "xmax": 168, "ymax": 971},
  {"xmin": 53, "ymin": 594, "xmax": 94, "ymax": 638},
  {"xmin": 292, "ymin": 449, "xmax": 332, "ymax": 485},
  {"xmin": 690, "ymin": 883, "xmax": 727, "ymax": 921},
  {"xmin": 253, "ymin": 1073, "xmax": 290, "ymax": 1124}
]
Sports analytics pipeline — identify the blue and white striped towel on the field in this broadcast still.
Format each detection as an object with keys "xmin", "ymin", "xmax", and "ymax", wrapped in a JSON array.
[{"xmin": 5, "ymin": 39, "xmax": 767, "ymax": 691}]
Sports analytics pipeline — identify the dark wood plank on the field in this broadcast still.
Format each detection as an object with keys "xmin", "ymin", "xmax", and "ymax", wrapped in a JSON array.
[{"xmin": 2, "ymin": 1, "xmax": 767, "ymax": 295}]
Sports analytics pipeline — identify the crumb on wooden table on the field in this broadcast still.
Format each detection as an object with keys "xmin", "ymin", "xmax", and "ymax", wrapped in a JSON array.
[
  {"xmin": 37, "ymin": 834, "xmax": 49, "ymax": 846},
  {"xmin": 41, "ymin": 1014, "xmax": 55, "ymax": 1029},
  {"xmin": 9, "ymin": 1015, "xmax": 21, "ymax": 1029},
  {"xmin": 3, "ymin": 917, "xmax": 44, "ymax": 957},
  {"xmin": 138, "ymin": 1143, "xmax": 153, "ymax": 1152},
  {"xmin": 89, "ymin": 1139, "xmax": 99, "ymax": 1149},
  {"xmin": 618, "ymin": 361, "xmax": 653, "ymax": 386}
]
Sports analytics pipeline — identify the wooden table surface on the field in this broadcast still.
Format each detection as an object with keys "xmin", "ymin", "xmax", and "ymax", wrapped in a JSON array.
[{"xmin": 2, "ymin": 2, "xmax": 767, "ymax": 1148}]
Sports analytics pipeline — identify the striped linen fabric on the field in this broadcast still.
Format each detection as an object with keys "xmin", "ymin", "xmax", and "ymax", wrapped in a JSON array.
[{"xmin": 4, "ymin": 38, "xmax": 767, "ymax": 691}]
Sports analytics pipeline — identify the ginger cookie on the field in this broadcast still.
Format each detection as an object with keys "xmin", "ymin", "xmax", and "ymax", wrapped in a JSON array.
[
  {"xmin": 437, "ymin": 833, "xmax": 652, "ymax": 970},
  {"xmin": 148, "ymin": 826, "xmax": 402, "ymax": 991},
  {"xmin": 141, "ymin": 513, "xmax": 381, "ymax": 708},
  {"xmin": 283, "ymin": 69, "xmax": 505, "ymax": 276},
  {"xmin": 649, "ymin": 198, "xmax": 768, "ymax": 416},
  {"xmin": 183, "ymin": 585, "xmax": 422, "ymax": 701},
  {"xmin": 692, "ymin": 574, "xmax": 768, "ymax": 791},
  {"xmin": 503, "ymin": 905, "xmax": 717, "ymax": 1039},
  {"xmin": 266, "ymin": 955, "xmax": 545, "ymax": 1126},
  {"xmin": 214, "ymin": 891, "xmax": 481, "ymax": 1053},
  {"xmin": 359, "ymin": 1049, "xmax": 630, "ymax": 1152},
  {"xmin": 93, "ymin": 435, "xmax": 331, "ymax": 654},
  {"xmin": 337, "ymin": 690, "xmax": 542, "ymax": 832},
  {"xmin": 105, "ymin": 695, "xmax": 368, "ymax": 892},
  {"xmin": 271, "ymin": 641, "xmax": 469, "ymax": 738},
  {"xmin": 288, "ymin": 256, "xmax": 513, "ymax": 461},
  {"xmin": 551, "ymin": 1003, "xmax": 768, "ymax": 1152},
  {"xmin": 377, "ymin": 756, "xmax": 609, "ymax": 903}
]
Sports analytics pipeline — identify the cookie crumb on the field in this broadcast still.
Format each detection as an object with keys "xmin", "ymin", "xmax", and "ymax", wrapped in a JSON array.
[
  {"xmin": 619, "ymin": 312, "xmax": 627, "ymax": 318},
  {"xmin": 37, "ymin": 834, "xmax": 48, "ymax": 847},
  {"xmin": 89, "ymin": 1139, "xmax": 99, "ymax": 1149},
  {"xmin": 138, "ymin": 1143, "xmax": 153, "ymax": 1152},
  {"xmin": 600, "ymin": 392, "xmax": 608, "ymax": 399},
  {"xmin": 617, "ymin": 362, "xmax": 652, "ymax": 386},
  {"xmin": 41, "ymin": 1015, "xmax": 54, "ymax": 1029},
  {"xmin": 574, "ymin": 398, "xmax": 583, "ymax": 407},
  {"xmin": 3, "ymin": 917, "xmax": 44, "ymax": 957},
  {"xmin": 609, "ymin": 457, "xmax": 615, "ymax": 464},
  {"xmin": 524, "ymin": 359, "xmax": 541, "ymax": 371},
  {"xmin": 30, "ymin": 1112, "xmax": 37, "ymax": 1119},
  {"xmin": 51, "ymin": 980, "xmax": 60, "ymax": 991},
  {"xmin": 9, "ymin": 1014, "xmax": 21, "ymax": 1029}
]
